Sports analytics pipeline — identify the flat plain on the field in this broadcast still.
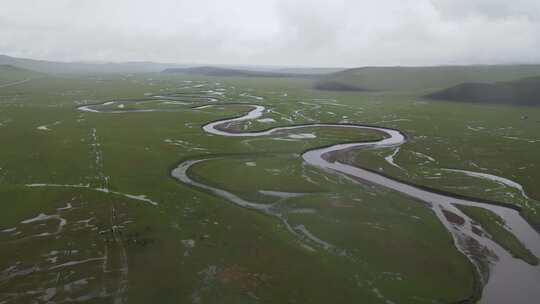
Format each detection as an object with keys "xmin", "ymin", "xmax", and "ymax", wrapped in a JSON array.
[{"xmin": 1, "ymin": 69, "xmax": 539, "ymax": 303}]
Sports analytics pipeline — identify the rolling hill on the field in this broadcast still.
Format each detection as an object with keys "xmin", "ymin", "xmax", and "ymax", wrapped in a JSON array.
[
  {"xmin": 0, "ymin": 64, "xmax": 43, "ymax": 85},
  {"xmin": 425, "ymin": 77, "xmax": 540, "ymax": 106},
  {"xmin": 0, "ymin": 54, "xmax": 343, "ymax": 76},
  {"xmin": 314, "ymin": 65, "xmax": 540, "ymax": 92},
  {"xmin": 0, "ymin": 54, "xmax": 189, "ymax": 74}
]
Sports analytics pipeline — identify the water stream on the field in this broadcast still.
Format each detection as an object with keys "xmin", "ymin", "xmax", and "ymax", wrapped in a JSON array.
[
  {"xmin": 176, "ymin": 104, "xmax": 540, "ymax": 304},
  {"xmin": 80, "ymin": 95, "xmax": 540, "ymax": 303}
]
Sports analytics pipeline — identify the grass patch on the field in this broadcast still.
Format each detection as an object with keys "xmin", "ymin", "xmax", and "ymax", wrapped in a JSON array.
[{"xmin": 457, "ymin": 205, "xmax": 539, "ymax": 265}]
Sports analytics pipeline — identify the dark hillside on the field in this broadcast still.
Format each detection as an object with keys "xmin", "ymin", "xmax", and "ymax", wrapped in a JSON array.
[
  {"xmin": 426, "ymin": 77, "xmax": 540, "ymax": 106},
  {"xmin": 314, "ymin": 65, "xmax": 540, "ymax": 91}
]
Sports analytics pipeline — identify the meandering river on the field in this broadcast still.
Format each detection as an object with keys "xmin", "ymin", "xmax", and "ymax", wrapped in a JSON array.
[{"xmin": 80, "ymin": 96, "xmax": 540, "ymax": 304}]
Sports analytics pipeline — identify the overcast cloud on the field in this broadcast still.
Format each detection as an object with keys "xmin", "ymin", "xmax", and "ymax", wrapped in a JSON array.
[{"xmin": 1, "ymin": 0, "xmax": 539, "ymax": 67}]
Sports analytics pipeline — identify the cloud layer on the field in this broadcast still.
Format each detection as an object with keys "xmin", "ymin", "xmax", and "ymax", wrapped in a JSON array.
[{"xmin": 1, "ymin": 0, "xmax": 539, "ymax": 67}]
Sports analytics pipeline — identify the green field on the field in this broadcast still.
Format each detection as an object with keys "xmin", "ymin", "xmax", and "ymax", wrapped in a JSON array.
[{"xmin": 1, "ymin": 70, "xmax": 539, "ymax": 303}]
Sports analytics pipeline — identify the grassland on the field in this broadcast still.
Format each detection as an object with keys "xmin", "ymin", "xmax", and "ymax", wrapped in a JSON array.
[{"xmin": 1, "ymin": 69, "xmax": 539, "ymax": 303}]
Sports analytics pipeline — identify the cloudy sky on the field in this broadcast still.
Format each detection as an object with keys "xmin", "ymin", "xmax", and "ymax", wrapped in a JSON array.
[{"xmin": 1, "ymin": 0, "xmax": 539, "ymax": 67}]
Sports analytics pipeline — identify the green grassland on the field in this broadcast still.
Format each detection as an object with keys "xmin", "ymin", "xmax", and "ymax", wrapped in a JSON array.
[{"xmin": 1, "ymin": 70, "xmax": 539, "ymax": 303}]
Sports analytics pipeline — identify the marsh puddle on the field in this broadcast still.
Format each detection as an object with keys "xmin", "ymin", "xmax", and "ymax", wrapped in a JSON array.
[{"xmin": 0, "ymin": 201, "xmax": 132, "ymax": 303}]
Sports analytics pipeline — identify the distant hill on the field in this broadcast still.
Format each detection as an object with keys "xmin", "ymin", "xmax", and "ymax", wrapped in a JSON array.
[
  {"xmin": 0, "ymin": 54, "xmax": 190, "ymax": 74},
  {"xmin": 425, "ymin": 77, "xmax": 540, "ymax": 106},
  {"xmin": 314, "ymin": 65, "xmax": 540, "ymax": 92},
  {"xmin": 0, "ymin": 64, "xmax": 29, "ymax": 72},
  {"xmin": 162, "ymin": 66, "xmax": 320, "ymax": 78},
  {"xmin": 0, "ymin": 64, "xmax": 42, "ymax": 85},
  {"xmin": 0, "ymin": 54, "xmax": 343, "ymax": 76}
]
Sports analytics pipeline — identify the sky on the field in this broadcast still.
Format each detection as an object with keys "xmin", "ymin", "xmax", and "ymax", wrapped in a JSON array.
[{"xmin": 1, "ymin": 0, "xmax": 539, "ymax": 67}]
